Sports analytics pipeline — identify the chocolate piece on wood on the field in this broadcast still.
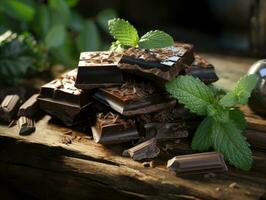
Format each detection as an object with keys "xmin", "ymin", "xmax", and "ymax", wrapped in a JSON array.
[
  {"xmin": 17, "ymin": 116, "xmax": 35, "ymax": 135},
  {"xmin": 246, "ymin": 129, "xmax": 266, "ymax": 150},
  {"xmin": 167, "ymin": 152, "xmax": 228, "ymax": 175},
  {"xmin": 93, "ymin": 81, "xmax": 176, "ymax": 116},
  {"xmin": 75, "ymin": 51, "xmax": 124, "ymax": 89},
  {"xmin": 91, "ymin": 112, "xmax": 139, "ymax": 144},
  {"xmin": 185, "ymin": 54, "xmax": 219, "ymax": 84},
  {"xmin": 38, "ymin": 69, "xmax": 92, "ymax": 126},
  {"xmin": 18, "ymin": 94, "xmax": 39, "ymax": 117},
  {"xmin": 122, "ymin": 138, "xmax": 160, "ymax": 160},
  {"xmin": 0, "ymin": 94, "xmax": 21, "ymax": 122},
  {"xmin": 118, "ymin": 42, "xmax": 194, "ymax": 81}
]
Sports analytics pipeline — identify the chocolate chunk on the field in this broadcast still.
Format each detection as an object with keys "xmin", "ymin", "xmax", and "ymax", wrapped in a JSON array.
[
  {"xmin": 0, "ymin": 94, "xmax": 21, "ymax": 122},
  {"xmin": 91, "ymin": 112, "xmax": 139, "ymax": 144},
  {"xmin": 75, "ymin": 51, "xmax": 124, "ymax": 89},
  {"xmin": 185, "ymin": 54, "xmax": 218, "ymax": 84},
  {"xmin": 38, "ymin": 69, "xmax": 92, "ymax": 126},
  {"xmin": 246, "ymin": 129, "xmax": 266, "ymax": 150},
  {"xmin": 167, "ymin": 152, "xmax": 228, "ymax": 175},
  {"xmin": 18, "ymin": 94, "xmax": 39, "ymax": 117},
  {"xmin": 118, "ymin": 43, "xmax": 194, "ymax": 81},
  {"xmin": 17, "ymin": 116, "xmax": 35, "ymax": 135},
  {"xmin": 93, "ymin": 81, "xmax": 176, "ymax": 116},
  {"xmin": 122, "ymin": 138, "xmax": 160, "ymax": 160}
]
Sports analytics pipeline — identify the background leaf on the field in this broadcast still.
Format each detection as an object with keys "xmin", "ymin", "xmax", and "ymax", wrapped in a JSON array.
[
  {"xmin": 108, "ymin": 18, "xmax": 139, "ymax": 47},
  {"xmin": 48, "ymin": 0, "xmax": 70, "ymax": 25},
  {"xmin": 165, "ymin": 75, "xmax": 216, "ymax": 116},
  {"xmin": 1, "ymin": 0, "xmax": 35, "ymax": 22},
  {"xmin": 65, "ymin": 0, "xmax": 79, "ymax": 7},
  {"xmin": 45, "ymin": 24, "xmax": 66, "ymax": 49},
  {"xmin": 97, "ymin": 8, "xmax": 117, "ymax": 32},
  {"xmin": 77, "ymin": 20, "xmax": 100, "ymax": 51},
  {"xmin": 138, "ymin": 30, "xmax": 174, "ymax": 49}
]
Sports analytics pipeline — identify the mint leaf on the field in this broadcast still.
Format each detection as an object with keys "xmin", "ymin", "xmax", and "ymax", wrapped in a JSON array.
[
  {"xmin": 191, "ymin": 117, "xmax": 213, "ymax": 151},
  {"xmin": 108, "ymin": 18, "xmax": 139, "ymax": 47},
  {"xmin": 219, "ymin": 74, "xmax": 258, "ymax": 107},
  {"xmin": 212, "ymin": 121, "xmax": 252, "ymax": 171},
  {"xmin": 138, "ymin": 30, "xmax": 174, "ymax": 49},
  {"xmin": 165, "ymin": 75, "xmax": 216, "ymax": 115},
  {"xmin": 229, "ymin": 108, "xmax": 246, "ymax": 131}
]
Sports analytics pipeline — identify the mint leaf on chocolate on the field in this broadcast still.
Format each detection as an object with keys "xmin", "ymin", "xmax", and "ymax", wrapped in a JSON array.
[
  {"xmin": 219, "ymin": 74, "xmax": 258, "ymax": 107},
  {"xmin": 108, "ymin": 18, "xmax": 139, "ymax": 47},
  {"xmin": 138, "ymin": 30, "xmax": 174, "ymax": 49},
  {"xmin": 166, "ymin": 74, "xmax": 258, "ymax": 171},
  {"xmin": 108, "ymin": 18, "xmax": 174, "ymax": 50}
]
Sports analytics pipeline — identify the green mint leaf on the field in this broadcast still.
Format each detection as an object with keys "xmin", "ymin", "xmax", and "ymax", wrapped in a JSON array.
[
  {"xmin": 229, "ymin": 108, "xmax": 246, "ymax": 132},
  {"xmin": 138, "ymin": 30, "xmax": 174, "ymax": 49},
  {"xmin": 219, "ymin": 74, "xmax": 259, "ymax": 107},
  {"xmin": 165, "ymin": 75, "xmax": 216, "ymax": 116},
  {"xmin": 191, "ymin": 117, "xmax": 213, "ymax": 151},
  {"xmin": 212, "ymin": 120, "xmax": 252, "ymax": 171},
  {"xmin": 108, "ymin": 18, "xmax": 139, "ymax": 47},
  {"xmin": 110, "ymin": 41, "xmax": 125, "ymax": 53}
]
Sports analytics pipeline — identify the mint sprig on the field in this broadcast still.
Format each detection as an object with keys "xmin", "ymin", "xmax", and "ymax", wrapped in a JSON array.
[
  {"xmin": 108, "ymin": 18, "xmax": 174, "ymax": 50},
  {"xmin": 166, "ymin": 74, "xmax": 259, "ymax": 171}
]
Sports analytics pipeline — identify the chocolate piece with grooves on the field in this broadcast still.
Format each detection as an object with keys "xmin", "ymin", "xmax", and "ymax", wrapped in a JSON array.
[
  {"xmin": 167, "ymin": 152, "xmax": 228, "ymax": 175},
  {"xmin": 0, "ymin": 94, "xmax": 21, "ymax": 122},
  {"xmin": 17, "ymin": 116, "xmax": 35, "ymax": 135},
  {"xmin": 18, "ymin": 94, "xmax": 39, "ymax": 117}
]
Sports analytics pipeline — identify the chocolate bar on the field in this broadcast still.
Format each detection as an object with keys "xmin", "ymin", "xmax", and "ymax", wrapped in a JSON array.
[
  {"xmin": 91, "ymin": 112, "xmax": 139, "ymax": 144},
  {"xmin": 122, "ymin": 138, "xmax": 160, "ymax": 160},
  {"xmin": 93, "ymin": 81, "xmax": 176, "ymax": 116},
  {"xmin": 185, "ymin": 54, "xmax": 218, "ymax": 84},
  {"xmin": 138, "ymin": 108, "xmax": 189, "ymax": 140},
  {"xmin": 18, "ymin": 94, "xmax": 39, "ymax": 117},
  {"xmin": 246, "ymin": 129, "xmax": 266, "ymax": 150},
  {"xmin": 38, "ymin": 69, "xmax": 92, "ymax": 126},
  {"xmin": 167, "ymin": 152, "xmax": 228, "ymax": 175},
  {"xmin": 118, "ymin": 43, "xmax": 194, "ymax": 81},
  {"xmin": 17, "ymin": 116, "xmax": 35, "ymax": 135},
  {"xmin": 0, "ymin": 94, "xmax": 21, "ymax": 122},
  {"xmin": 75, "ymin": 51, "xmax": 124, "ymax": 89}
]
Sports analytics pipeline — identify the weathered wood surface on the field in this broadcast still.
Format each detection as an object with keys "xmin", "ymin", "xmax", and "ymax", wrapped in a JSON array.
[{"xmin": 0, "ymin": 54, "xmax": 266, "ymax": 200}]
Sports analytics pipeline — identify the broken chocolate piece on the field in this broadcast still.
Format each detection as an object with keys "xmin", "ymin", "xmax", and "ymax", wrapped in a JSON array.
[
  {"xmin": 18, "ymin": 94, "xmax": 39, "ymax": 117},
  {"xmin": 75, "ymin": 51, "xmax": 124, "ymax": 89},
  {"xmin": 38, "ymin": 69, "xmax": 92, "ymax": 126},
  {"xmin": 118, "ymin": 43, "xmax": 194, "ymax": 81},
  {"xmin": 17, "ymin": 116, "xmax": 35, "ymax": 135},
  {"xmin": 246, "ymin": 129, "xmax": 266, "ymax": 150},
  {"xmin": 0, "ymin": 94, "xmax": 21, "ymax": 122},
  {"xmin": 167, "ymin": 152, "xmax": 228, "ymax": 175},
  {"xmin": 138, "ymin": 108, "xmax": 189, "ymax": 139},
  {"xmin": 185, "ymin": 54, "xmax": 218, "ymax": 84},
  {"xmin": 93, "ymin": 81, "xmax": 176, "ymax": 116},
  {"xmin": 91, "ymin": 112, "xmax": 139, "ymax": 144},
  {"xmin": 122, "ymin": 138, "xmax": 160, "ymax": 160}
]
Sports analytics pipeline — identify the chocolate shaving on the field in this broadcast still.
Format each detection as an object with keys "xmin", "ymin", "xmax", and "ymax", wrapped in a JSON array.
[{"xmin": 80, "ymin": 51, "xmax": 122, "ymax": 65}]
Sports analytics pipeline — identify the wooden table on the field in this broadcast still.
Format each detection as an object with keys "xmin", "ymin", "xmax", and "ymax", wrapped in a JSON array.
[{"xmin": 0, "ymin": 54, "xmax": 265, "ymax": 200}]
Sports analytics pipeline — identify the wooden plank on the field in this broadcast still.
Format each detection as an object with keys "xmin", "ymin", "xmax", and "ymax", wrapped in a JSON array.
[{"xmin": 0, "ymin": 114, "xmax": 266, "ymax": 200}]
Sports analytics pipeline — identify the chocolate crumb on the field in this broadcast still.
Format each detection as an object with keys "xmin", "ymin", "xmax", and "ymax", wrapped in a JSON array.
[
  {"xmin": 62, "ymin": 135, "xmax": 72, "ymax": 144},
  {"xmin": 142, "ymin": 161, "xmax": 155, "ymax": 168},
  {"xmin": 215, "ymin": 187, "xmax": 221, "ymax": 192},
  {"xmin": 229, "ymin": 182, "xmax": 240, "ymax": 189},
  {"xmin": 204, "ymin": 173, "xmax": 216, "ymax": 178}
]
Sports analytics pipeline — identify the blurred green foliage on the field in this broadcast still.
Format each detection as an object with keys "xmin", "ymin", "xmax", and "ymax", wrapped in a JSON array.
[{"xmin": 0, "ymin": 0, "xmax": 117, "ymax": 68}]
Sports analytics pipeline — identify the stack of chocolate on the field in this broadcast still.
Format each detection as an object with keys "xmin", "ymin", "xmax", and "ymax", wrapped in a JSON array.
[{"xmin": 0, "ymin": 42, "xmax": 227, "ymax": 175}]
